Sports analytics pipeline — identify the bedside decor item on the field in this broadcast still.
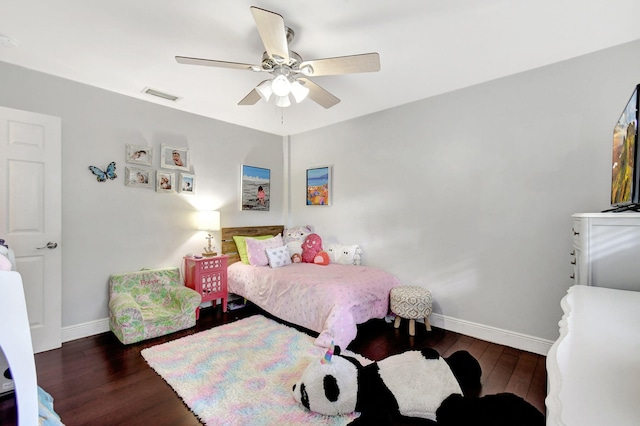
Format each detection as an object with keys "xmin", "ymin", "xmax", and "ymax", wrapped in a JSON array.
[
  {"xmin": 178, "ymin": 173, "xmax": 195, "ymax": 193},
  {"xmin": 88, "ymin": 161, "xmax": 117, "ymax": 182},
  {"xmin": 124, "ymin": 167, "xmax": 151, "ymax": 188},
  {"xmin": 125, "ymin": 144, "xmax": 152, "ymax": 166},
  {"xmin": 241, "ymin": 164, "xmax": 270, "ymax": 211},
  {"xmin": 199, "ymin": 210, "xmax": 221, "ymax": 256},
  {"xmin": 306, "ymin": 166, "xmax": 331, "ymax": 205},
  {"xmin": 141, "ymin": 315, "xmax": 367, "ymax": 425},
  {"xmin": 160, "ymin": 144, "xmax": 189, "ymax": 171},
  {"xmin": 156, "ymin": 170, "xmax": 174, "ymax": 192}
]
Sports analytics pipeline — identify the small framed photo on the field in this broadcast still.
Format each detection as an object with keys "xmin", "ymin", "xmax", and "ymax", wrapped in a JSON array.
[
  {"xmin": 156, "ymin": 170, "xmax": 175, "ymax": 193},
  {"xmin": 124, "ymin": 167, "xmax": 152, "ymax": 188},
  {"xmin": 306, "ymin": 166, "xmax": 332, "ymax": 206},
  {"xmin": 178, "ymin": 173, "xmax": 195, "ymax": 194},
  {"xmin": 125, "ymin": 144, "xmax": 152, "ymax": 166},
  {"xmin": 160, "ymin": 144, "xmax": 189, "ymax": 171},
  {"xmin": 241, "ymin": 164, "xmax": 270, "ymax": 211}
]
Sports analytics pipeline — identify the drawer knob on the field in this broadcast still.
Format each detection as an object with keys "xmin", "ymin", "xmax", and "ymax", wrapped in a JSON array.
[
  {"xmin": 570, "ymin": 250, "xmax": 575, "ymax": 256},
  {"xmin": 573, "ymin": 230, "xmax": 579, "ymax": 236},
  {"xmin": 570, "ymin": 274, "xmax": 575, "ymax": 279}
]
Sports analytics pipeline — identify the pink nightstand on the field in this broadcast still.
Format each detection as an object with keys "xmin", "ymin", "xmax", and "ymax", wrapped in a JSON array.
[{"xmin": 184, "ymin": 255, "xmax": 228, "ymax": 318}]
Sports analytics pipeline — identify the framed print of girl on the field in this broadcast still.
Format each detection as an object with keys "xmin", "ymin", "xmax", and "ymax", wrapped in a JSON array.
[{"xmin": 241, "ymin": 165, "xmax": 270, "ymax": 211}]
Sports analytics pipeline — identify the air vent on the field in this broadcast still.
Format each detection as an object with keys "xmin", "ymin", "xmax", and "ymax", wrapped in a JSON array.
[{"xmin": 142, "ymin": 87, "xmax": 180, "ymax": 102}]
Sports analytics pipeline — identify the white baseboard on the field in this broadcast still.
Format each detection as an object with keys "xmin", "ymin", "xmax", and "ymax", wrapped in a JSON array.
[
  {"xmin": 61, "ymin": 313, "xmax": 554, "ymax": 356},
  {"xmin": 62, "ymin": 318, "xmax": 110, "ymax": 343},
  {"xmin": 429, "ymin": 313, "xmax": 553, "ymax": 356}
]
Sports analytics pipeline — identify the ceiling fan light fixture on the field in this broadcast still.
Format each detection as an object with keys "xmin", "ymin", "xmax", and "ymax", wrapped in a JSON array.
[
  {"xmin": 275, "ymin": 95, "xmax": 291, "ymax": 108},
  {"xmin": 299, "ymin": 64, "xmax": 313, "ymax": 76},
  {"xmin": 271, "ymin": 74, "xmax": 292, "ymax": 97},
  {"xmin": 256, "ymin": 80, "xmax": 273, "ymax": 101},
  {"xmin": 290, "ymin": 80, "xmax": 309, "ymax": 103}
]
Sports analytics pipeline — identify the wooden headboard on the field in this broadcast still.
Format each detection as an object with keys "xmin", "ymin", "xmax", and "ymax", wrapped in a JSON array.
[{"xmin": 221, "ymin": 225, "xmax": 285, "ymax": 264}]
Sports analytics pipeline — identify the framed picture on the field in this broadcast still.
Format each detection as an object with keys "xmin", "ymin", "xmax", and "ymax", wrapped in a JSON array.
[
  {"xmin": 306, "ymin": 166, "xmax": 332, "ymax": 206},
  {"xmin": 241, "ymin": 165, "xmax": 270, "ymax": 211},
  {"xmin": 178, "ymin": 173, "xmax": 195, "ymax": 194},
  {"xmin": 156, "ymin": 170, "xmax": 175, "ymax": 193},
  {"xmin": 160, "ymin": 144, "xmax": 189, "ymax": 171},
  {"xmin": 124, "ymin": 167, "xmax": 152, "ymax": 188},
  {"xmin": 125, "ymin": 144, "xmax": 153, "ymax": 166}
]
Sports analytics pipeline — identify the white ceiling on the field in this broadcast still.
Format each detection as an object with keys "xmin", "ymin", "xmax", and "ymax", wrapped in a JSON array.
[{"xmin": 1, "ymin": 0, "xmax": 640, "ymax": 136}]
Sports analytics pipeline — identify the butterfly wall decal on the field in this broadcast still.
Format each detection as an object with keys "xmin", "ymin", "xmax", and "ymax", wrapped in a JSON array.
[{"xmin": 88, "ymin": 161, "xmax": 117, "ymax": 182}]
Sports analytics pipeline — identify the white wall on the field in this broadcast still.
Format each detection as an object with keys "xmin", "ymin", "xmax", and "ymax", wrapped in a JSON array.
[
  {"xmin": 0, "ymin": 61, "xmax": 284, "ymax": 328},
  {"xmin": 289, "ymin": 39, "xmax": 640, "ymax": 346}
]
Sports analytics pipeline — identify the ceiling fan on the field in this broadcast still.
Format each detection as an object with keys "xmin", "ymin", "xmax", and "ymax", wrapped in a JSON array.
[{"xmin": 175, "ymin": 6, "xmax": 380, "ymax": 109}]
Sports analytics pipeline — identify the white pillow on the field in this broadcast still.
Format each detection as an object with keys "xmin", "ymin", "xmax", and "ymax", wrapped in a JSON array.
[
  {"xmin": 326, "ymin": 243, "xmax": 362, "ymax": 265},
  {"xmin": 266, "ymin": 245, "xmax": 292, "ymax": 268},
  {"xmin": 246, "ymin": 234, "xmax": 284, "ymax": 266}
]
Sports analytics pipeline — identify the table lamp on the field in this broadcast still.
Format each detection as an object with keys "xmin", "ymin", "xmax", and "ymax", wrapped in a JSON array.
[{"xmin": 198, "ymin": 210, "xmax": 220, "ymax": 257}]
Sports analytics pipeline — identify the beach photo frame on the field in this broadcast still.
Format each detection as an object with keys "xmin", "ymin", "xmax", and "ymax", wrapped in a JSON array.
[
  {"xmin": 160, "ymin": 144, "xmax": 189, "ymax": 171},
  {"xmin": 241, "ymin": 165, "xmax": 270, "ymax": 211},
  {"xmin": 306, "ymin": 166, "xmax": 332, "ymax": 206}
]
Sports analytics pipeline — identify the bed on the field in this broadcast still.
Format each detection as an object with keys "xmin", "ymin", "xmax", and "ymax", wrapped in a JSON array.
[{"xmin": 221, "ymin": 225, "xmax": 401, "ymax": 349}]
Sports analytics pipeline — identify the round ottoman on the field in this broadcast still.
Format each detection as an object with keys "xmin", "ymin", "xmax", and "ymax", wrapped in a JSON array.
[{"xmin": 390, "ymin": 286, "xmax": 433, "ymax": 336}]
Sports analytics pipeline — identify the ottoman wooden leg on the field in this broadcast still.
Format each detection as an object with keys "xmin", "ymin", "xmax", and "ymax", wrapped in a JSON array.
[
  {"xmin": 394, "ymin": 316, "xmax": 401, "ymax": 329},
  {"xmin": 425, "ymin": 317, "xmax": 432, "ymax": 332},
  {"xmin": 409, "ymin": 319, "xmax": 416, "ymax": 336}
]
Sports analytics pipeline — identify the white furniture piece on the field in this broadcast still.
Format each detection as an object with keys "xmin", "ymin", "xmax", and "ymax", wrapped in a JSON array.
[
  {"xmin": 0, "ymin": 271, "xmax": 38, "ymax": 425},
  {"xmin": 571, "ymin": 212, "xmax": 640, "ymax": 290},
  {"xmin": 546, "ymin": 285, "xmax": 640, "ymax": 425}
]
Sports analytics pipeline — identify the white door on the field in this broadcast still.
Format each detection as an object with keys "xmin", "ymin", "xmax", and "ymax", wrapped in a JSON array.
[{"xmin": 0, "ymin": 106, "xmax": 62, "ymax": 353}]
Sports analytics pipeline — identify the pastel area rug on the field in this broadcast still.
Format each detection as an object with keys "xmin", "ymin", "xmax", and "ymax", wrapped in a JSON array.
[{"xmin": 141, "ymin": 315, "xmax": 369, "ymax": 426}]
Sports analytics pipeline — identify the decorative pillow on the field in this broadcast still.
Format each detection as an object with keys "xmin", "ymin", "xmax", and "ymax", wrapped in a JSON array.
[
  {"xmin": 233, "ymin": 234, "xmax": 274, "ymax": 264},
  {"xmin": 245, "ymin": 234, "xmax": 284, "ymax": 266},
  {"xmin": 313, "ymin": 251, "xmax": 330, "ymax": 266},
  {"xmin": 266, "ymin": 245, "xmax": 292, "ymax": 268},
  {"xmin": 326, "ymin": 243, "xmax": 363, "ymax": 265},
  {"xmin": 301, "ymin": 233, "xmax": 323, "ymax": 263},
  {"xmin": 283, "ymin": 225, "xmax": 314, "ymax": 256}
]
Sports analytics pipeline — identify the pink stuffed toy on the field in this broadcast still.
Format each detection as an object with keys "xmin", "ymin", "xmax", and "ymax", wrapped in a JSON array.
[{"xmin": 301, "ymin": 233, "xmax": 323, "ymax": 263}]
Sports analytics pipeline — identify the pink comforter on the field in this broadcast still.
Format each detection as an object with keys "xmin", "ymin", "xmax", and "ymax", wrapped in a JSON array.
[{"xmin": 227, "ymin": 262, "xmax": 400, "ymax": 349}]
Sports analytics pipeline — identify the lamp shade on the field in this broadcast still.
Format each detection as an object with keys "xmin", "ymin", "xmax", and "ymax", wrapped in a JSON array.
[{"xmin": 198, "ymin": 210, "xmax": 220, "ymax": 231}]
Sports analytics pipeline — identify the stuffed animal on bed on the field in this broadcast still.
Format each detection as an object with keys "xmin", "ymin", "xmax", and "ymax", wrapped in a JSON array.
[
  {"xmin": 284, "ymin": 225, "xmax": 314, "ymax": 256},
  {"xmin": 301, "ymin": 233, "xmax": 323, "ymax": 263},
  {"xmin": 292, "ymin": 344, "xmax": 482, "ymax": 424}
]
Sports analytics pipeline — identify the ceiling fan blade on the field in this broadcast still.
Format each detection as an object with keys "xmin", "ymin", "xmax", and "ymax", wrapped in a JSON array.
[
  {"xmin": 238, "ymin": 89, "xmax": 262, "ymax": 106},
  {"xmin": 297, "ymin": 78, "xmax": 340, "ymax": 109},
  {"xmin": 299, "ymin": 53, "xmax": 380, "ymax": 76},
  {"xmin": 176, "ymin": 56, "xmax": 260, "ymax": 71},
  {"xmin": 250, "ymin": 6, "xmax": 290, "ymax": 64}
]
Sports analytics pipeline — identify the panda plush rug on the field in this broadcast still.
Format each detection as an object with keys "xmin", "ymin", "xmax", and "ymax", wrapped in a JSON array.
[{"xmin": 292, "ymin": 344, "xmax": 544, "ymax": 425}]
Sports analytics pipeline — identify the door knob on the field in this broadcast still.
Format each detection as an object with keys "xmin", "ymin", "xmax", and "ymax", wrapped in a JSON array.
[{"xmin": 37, "ymin": 241, "xmax": 58, "ymax": 250}]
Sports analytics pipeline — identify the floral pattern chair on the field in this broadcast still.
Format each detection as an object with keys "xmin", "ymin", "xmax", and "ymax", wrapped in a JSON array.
[{"xmin": 109, "ymin": 267, "xmax": 202, "ymax": 344}]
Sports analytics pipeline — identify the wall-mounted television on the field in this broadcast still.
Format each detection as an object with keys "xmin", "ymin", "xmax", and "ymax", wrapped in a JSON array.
[{"xmin": 609, "ymin": 84, "xmax": 640, "ymax": 211}]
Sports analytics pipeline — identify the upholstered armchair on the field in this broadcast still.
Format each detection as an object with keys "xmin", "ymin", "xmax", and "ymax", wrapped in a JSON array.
[{"xmin": 109, "ymin": 267, "xmax": 201, "ymax": 344}]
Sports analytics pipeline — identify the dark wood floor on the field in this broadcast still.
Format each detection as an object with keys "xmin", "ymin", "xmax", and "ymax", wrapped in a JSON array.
[{"xmin": 0, "ymin": 304, "xmax": 546, "ymax": 425}]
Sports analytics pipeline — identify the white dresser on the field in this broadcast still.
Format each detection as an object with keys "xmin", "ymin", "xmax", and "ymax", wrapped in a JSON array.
[
  {"xmin": 546, "ymin": 285, "xmax": 640, "ymax": 425},
  {"xmin": 571, "ymin": 212, "xmax": 640, "ymax": 290}
]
